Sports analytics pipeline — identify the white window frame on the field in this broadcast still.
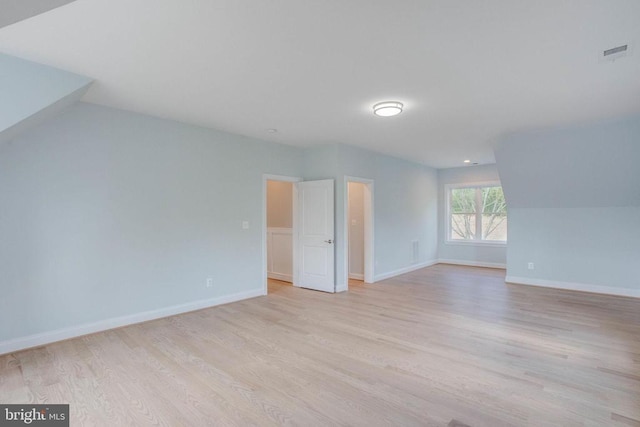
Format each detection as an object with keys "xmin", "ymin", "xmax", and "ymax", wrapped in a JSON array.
[{"xmin": 444, "ymin": 181, "xmax": 507, "ymax": 246}]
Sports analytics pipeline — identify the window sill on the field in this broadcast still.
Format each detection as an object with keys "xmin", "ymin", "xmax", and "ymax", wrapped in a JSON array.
[{"xmin": 445, "ymin": 240, "xmax": 507, "ymax": 247}]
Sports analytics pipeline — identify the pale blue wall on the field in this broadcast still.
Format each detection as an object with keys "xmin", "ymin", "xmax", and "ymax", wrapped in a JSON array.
[
  {"xmin": 507, "ymin": 207, "xmax": 640, "ymax": 290},
  {"xmin": 495, "ymin": 116, "xmax": 640, "ymax": 291},
  {"xmin": 0, "ymin": 102, "xmax": 439, "ymax": 343},
  {"xmin": 437, "ymin": 164, "xmax": 507, "ymax": 266},
  {"xmin": 497, "ymin": 116, "xmax": 640, "ymax": 209},
  {"xmin": 0, "ymin": 102, "xmax": 303, "ymax": 341},
  {"xmin": 0, "ymin": 53, "xmax": 92, "ymax": 141}
]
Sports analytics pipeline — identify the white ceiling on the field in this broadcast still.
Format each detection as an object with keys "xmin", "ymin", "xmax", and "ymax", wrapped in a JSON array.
[
  {"xmin": 0, "ymin": 0, "xmax": 76, "ymax": 29},
  {"xmin": 0, "ymin": 0, "xmax": 639, "ymax": 168}
]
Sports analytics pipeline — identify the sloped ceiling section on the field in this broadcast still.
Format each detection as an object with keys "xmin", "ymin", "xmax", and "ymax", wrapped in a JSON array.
[
  {"xmin": 1, "ymin": 1, "xmax": 639, "ymax": 168},
  {"xmin": 0, "ymin": 53, "xmax": 92, "ymax": 143},
  {"xmin": 495, "ymin": 116, "xmax": 640, "ymax": 209},
  {"xmin": 0, "ymin": 0, "xmax": 76, "ymax": 29}
]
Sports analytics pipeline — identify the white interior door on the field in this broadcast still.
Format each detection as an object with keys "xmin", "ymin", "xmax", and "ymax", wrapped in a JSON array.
[{"xmin": 297, "ymin": 179, "xmax": 335, "ymax": 292}]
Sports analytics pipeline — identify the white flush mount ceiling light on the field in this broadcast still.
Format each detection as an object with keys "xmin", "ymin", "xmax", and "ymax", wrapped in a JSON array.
[{"xmin": 373, "ymin": 101, "xmax": 403, "ymax": 117}]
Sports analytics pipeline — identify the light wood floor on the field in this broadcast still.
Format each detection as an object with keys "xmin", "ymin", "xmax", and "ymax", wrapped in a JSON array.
[{"xmin": 2, "ymin": 265, "xmax": 639, "ymax": 426}]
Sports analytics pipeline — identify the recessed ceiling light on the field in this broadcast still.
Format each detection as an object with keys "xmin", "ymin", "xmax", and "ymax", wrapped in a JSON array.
[
  {"xmin": 373, "ymin": 101, "xmax": 403, "ymax": 117},
  {"xmin": 267, "ymin": 128, "xmax": 278, "ymax": 133},
  {"xmin": 463, "ymin": 159, "xmax": 471, "ymax": 163}
]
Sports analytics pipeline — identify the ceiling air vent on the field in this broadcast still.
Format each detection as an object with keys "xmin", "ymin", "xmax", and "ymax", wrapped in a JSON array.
[
  {"xmin": 604, "ymin": 44, "xmax": 627, "ymax": 57},
  {"xmin": 601, "ymin": 43, "xmax": 631, "ymax": 62}
]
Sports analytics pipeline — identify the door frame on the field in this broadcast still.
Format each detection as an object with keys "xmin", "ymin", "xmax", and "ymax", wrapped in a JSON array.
[
  {"xmin": 262, "ymin": 174, "xmax": 302, "ymax": 295},
  {"xmin": 343, "ymin": 176, "xmax": 375, "ymax": 290}
]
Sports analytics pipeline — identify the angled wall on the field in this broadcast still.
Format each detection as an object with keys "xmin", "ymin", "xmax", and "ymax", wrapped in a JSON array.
[
  {"xmin": 495, "ymin": 116, "xmax": 640, "ymax": 296},
  {"xmin": 0, "ymin": 53, "xmax": 92, "ymax": 143}
]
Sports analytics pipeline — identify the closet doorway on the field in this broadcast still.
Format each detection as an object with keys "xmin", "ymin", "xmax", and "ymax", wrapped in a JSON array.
[
  {"xmin": 264, "ymin": 176, "xmax": 298, "ymax": 293},
  {"xmin": 344, "ymin": 176, "xmax": 374, "ymax": 290}
]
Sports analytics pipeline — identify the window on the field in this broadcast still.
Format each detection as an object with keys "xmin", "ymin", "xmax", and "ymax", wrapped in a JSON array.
[{"xmin": 447, "ymin": 183, "xmax": 507, "ymax": 243}]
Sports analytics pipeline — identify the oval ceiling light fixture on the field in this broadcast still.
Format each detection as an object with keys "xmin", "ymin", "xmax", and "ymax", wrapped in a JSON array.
[
  {"xmin": 463, "ymin": 159, "xmax": 471, "ymax": 163},
  {"xmin": 373, "ymin": 101, "xmax": 403, "ymax": 117}
]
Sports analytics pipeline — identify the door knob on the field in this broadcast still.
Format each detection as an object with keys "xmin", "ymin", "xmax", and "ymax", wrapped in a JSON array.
[{"xmin": 324, "ymin": 239, "xmax": 333, "ymax": 244}]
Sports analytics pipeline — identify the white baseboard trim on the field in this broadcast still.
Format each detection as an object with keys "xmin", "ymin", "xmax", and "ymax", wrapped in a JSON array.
[
  {"xmin": 335, "ymin": 284, "xmax": 348, "ymax": 293},
  {"xmin": 348, "ymin": 273, "xmax": 364, "ymax": 280},
  {"xmin": 437, "ymin": 259, "xmax": 506, "ymax": 269},
  {"xmin": 267, "ymin": 272, "xmax": 293, "ymax": 283},
  {"xmin": 374, "ymin": 260, "xmax": 438, "ymax": 282},
  {"xmin": 505, "ymin": 276, "xmax": 640, "ymax": 299},
  {"xmin": 0, "ymin": 288, "xmax": 264, "ymax": 356}
]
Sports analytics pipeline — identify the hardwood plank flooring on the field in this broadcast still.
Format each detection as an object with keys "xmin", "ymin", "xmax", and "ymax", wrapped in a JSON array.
[{"xmin": 1, "ymin": 264, "xmax": 639, "ymax": 426}]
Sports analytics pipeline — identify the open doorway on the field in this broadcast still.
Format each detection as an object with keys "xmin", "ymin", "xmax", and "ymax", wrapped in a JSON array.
[
  {"xmin": 344, "ymin": 176, "xmax": 374, "ymax": 290},
  {"xmin": 262, "ymin": 174, "xmax": 337, "ymax": 295},
  {"xmin": 263, "ymin": 176, "xmax": 299, "ymax": 294},
  {"xmin": 348, "ymin": 182, "xmax": 365, "ymax": 285}
]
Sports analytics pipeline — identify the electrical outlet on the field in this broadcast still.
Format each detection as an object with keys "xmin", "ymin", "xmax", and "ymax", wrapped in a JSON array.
[
  {"xmin": 206, "ymin": 278, "xmax": 214, "ymax": 288},
  {"xmin": 528, "ymin": 262, "xmax": 534, "ymax": 270},
  {"xmin": 242, "ymin": 221, "xmax": 249, "ymax": 229}
]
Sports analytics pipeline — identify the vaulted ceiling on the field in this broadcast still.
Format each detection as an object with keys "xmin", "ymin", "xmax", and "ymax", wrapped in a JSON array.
[
  {"xmin": 1, "ymin": 0, "xmax": 639, "ymax": 168},
  {"xmin": 0, "ymin": 0, "xmax": 76, "ymax": 29}
]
